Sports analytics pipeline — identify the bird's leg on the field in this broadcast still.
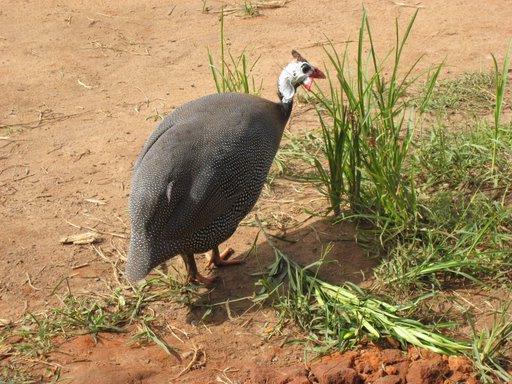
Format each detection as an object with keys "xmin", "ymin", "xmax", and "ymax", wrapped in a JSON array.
[
  {"xmin": 159, "ymin": 261, "xmax": 169, "ymax": 275},
  {"xmin": 207, "ymin": 246, "xmax": 243, "ymax": 268},
  {"xmin": 181, "ymin": 253, "xmax": 215, "ymax": 285}
]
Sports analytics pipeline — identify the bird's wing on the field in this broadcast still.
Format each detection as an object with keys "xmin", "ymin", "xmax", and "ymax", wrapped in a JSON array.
[
  {"xmin": 162, "ymin": 130, "xmax": 257, "ymax": 237},
  {"xmin": 133, "ymin": 115, "xmax": 175, "ymax": 171},
  {"xmin": 132, "ymin": 113, "xmax": 254, "ymax": 239}
]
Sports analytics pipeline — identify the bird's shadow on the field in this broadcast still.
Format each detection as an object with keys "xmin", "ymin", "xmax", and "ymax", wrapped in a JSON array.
[{"xmin": 184, "ymin": 217, "xmax": 379, "ymax": 325}]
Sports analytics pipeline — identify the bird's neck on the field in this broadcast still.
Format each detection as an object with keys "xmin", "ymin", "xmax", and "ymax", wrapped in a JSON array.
[
  {"xmin": 277, "ymin": 69, "xmax": 296, "ymax": 121},
  {"xmin": 279, "ymin": 99, "xmax": 293, "ymax": 120},
  {"xmin": 278, "ymin": 69, "xmax": 295, "ymax": 103}
]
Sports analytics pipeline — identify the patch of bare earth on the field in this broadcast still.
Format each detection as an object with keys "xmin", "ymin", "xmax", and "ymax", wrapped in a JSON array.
[{"xmin": 1, "ymin": 0, "xmax": 512, "ymax": 383}]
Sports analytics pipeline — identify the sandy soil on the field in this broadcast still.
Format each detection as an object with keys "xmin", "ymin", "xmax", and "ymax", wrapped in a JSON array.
[{"xmin": 1, "ymin": 0, "xmax": 512, "ymax": 383}]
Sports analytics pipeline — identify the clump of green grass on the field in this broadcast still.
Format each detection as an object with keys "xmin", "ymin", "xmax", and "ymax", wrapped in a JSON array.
[
  {"xmin": 415, "ymin": 122, "xmax": 512, "ymax": 191},
  {"xmin": 313, "ymin": 10, "xmax": 441, "ymax": 224},
  {"xmin": 374, "ymin": 58, "xmax": 512, "ymax": 292},
  {"xmin": 0, "ymin": 268, "xmax": 198, "ymax": 381},
  {"xmin": 257, "ymin": 224, "xmax": 512, "ymax": 381},
  {"xmin": 271, "ymin": 131, "xmax": 324, "ymax": 183},
  {"xmin": 270, "ymin": 11, "xmax": 512, "ymax": 382},
  {"xmin": 207, "ymin": 11, "xmax": 262, "ymax": 94},
  {"xmin": 422, "ymin": 72, "xmax": 495, "ymax": 112},
  {"xmin": 242, "ymin": 2, "xmax": 260, "ymax": 17},
  {"xmin": 374, "ymin": 189, "xmax": 512, "ymax": 291},
  {"xmin": 309, "ymin": 10, "xmax": 512, "ymax": 285}
]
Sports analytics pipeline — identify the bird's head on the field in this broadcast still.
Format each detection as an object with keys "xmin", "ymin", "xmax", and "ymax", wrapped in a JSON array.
[{"xmin": 278, "ymin": 50, "xmax": 325, "ymax": 103}]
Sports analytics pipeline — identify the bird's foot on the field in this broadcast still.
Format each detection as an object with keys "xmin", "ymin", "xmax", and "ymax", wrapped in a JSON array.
[
  {"xmin": 207, "ymin": 247, "xmax": 243, "ymax": 268},
  {"xmin": 188, "ymin": 272, "xmax": 216, "ymax": 286}
]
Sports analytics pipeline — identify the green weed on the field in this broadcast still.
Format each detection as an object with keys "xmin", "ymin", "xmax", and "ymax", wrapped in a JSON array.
[
  {"xmin": 471, "ymin": 303, "xmax": 512, "ymax": 383},
  {"xmin": 257, "ymin": 228, "xmax": 469, "ymax": 355},
  {"xmin": 0, "ymin": 268, "xmax": 198, "ymax": 382},
  {"xmin": 242, "ymin": 2, "xmax": 260, "ymax": 17},
  {"xmin": 314, "ymin": 10, "xmax": 441, "ymax": 225},
  {"xmin": 422, "ymin": 72, "xmax": 495, "ymax": 112},
  {"xmin": 491, "ymin": 43, "xmax": 511, "ymax": 183},
  {"xmin": 207, "ymin": 11, "xmax": 262, "ymax": 94}
]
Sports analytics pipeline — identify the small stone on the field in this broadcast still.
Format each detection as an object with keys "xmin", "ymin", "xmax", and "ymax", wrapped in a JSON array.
[
  {"xmin": 447, "ymin": 356, "xmax": 472, "ymax": 374},
  {"xmin": 392, "ymin": 361, "xmax": 409, "ymax": 382},
  {"xmin": 362, "ymin": 363, "xmax": 373, "ymax": 374},
  {"xmin": 406, "ymin": 357, "xmax": 448, "ymax": 384},
  {"xmin": 310, "ymin": 366, "xmax": 363, "ymax": 384},
  {"xmin": 250, "ymin": 366, "xmax": 309, "ymax": 384},
  {"xmin": 408, "ymin": 347, "xmax": 422, "ymax": 361},
  {"xmin": 373, "ymin": 375, "xmax": 401, "ymax": 384},
  {"xmin": 381, "ymin": 349, "xmax": 406, "ymax": 365},
  {"xmin": 384, "ymin": 365, "xmax": 398, "ymax": 375},
  {"xmin": 355, "ymin": 349, "xmax": 382, "ymax": 374}
]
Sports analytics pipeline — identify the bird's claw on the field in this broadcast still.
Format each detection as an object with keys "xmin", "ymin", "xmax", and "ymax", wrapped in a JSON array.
[
  {"xmin": 207, "ymin": 247, "xmax": 243, "ymax": 268},
  {"xmin": 188, "ymin": 272, "xmax": 216, "ymax": 286}
]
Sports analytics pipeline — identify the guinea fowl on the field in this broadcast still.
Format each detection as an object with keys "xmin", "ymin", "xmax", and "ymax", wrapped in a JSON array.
[{"xmin": 126, "ymin": 50, "xmax": 325, "ymax": 284}]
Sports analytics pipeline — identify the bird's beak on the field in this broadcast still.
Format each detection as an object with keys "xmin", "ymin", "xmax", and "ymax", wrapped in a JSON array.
[
  {"xmin": 311, "ymin": 67, "xmax": 326, "ymax": 79},
  {"xmin": 302, "ymin": 67, "xmax": 326, "ymax": 91}
]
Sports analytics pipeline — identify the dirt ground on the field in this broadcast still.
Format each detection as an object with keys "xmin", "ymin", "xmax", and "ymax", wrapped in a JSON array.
[{"xmin": 1, "ymin": 1, "xmax": 512, "ymax": 383}]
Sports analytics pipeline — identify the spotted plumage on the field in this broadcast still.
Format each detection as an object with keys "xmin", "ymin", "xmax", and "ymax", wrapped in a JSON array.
[{"xmin": 125, "ymin": 51, "xmax": 324, "ymax": 283}]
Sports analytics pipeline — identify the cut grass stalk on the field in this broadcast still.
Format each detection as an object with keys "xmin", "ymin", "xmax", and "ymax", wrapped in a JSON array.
[
  {"xmin": 132, "ymin": 318, "xmax": 180, "ymax": 359},
  {"xmin": 258, "ymin": 226, "xmax": 512, "ymax": 380},
  {"xmin": 256, "ymin": 222, "xmax": 469, "ymax": 355},
  {"xmin": 207, "ymin": 10, "xmax": 262, "ymax": 95},
  {"xmin": 471, "ymin": 303, "xmax": 512, "ymax": 383}
]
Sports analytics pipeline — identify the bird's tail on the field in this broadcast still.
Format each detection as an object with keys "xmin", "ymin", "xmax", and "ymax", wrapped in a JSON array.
[{"xmin": 125, "ymin": 231, "xmax": 157, "ymax": 283}]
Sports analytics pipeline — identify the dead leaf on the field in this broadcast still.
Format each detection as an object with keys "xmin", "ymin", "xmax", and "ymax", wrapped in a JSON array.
[
  {"xmin": 0, "ymin": 343, "xmax": 12, "ymax": 358},
  {"xmin": 77, "ymin": 79, "xmax": 92, "ymax": 89},
  {"xmin": 0, "ymin": 319, "xmax": 10, "ymax": 327},
  {"xmin": 60, "ymin": 232, "xmax": 101, "ymax": 245},
  {"xmin": 84, "ymin": 198, "xmax": 106, "ymax": 205}
]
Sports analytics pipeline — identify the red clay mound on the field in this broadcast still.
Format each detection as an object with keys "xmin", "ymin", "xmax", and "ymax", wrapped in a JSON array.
[{"xmin": 247, "ymin": 346, "xmax": 479, "ymax": 384}]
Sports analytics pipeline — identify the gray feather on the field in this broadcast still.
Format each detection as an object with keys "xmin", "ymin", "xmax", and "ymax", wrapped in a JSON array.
[{"xmin": 125, "ymin": 92, "xmax": 289, "ymax": 282}]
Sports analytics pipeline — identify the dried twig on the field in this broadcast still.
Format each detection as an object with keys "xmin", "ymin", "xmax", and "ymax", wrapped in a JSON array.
[
  {"xmin": 390, "ymin": 0, "xmax": 425, "ymax": 8},
  {"xmin": 172, "ymin": 345, "xmax": 206, "ymax": 380},
  {"xmin": 71, "ymin": 263, "xmax": 90, "ymax": 270},
  {"xmin": 0, "ymin": 110, "xmax": 81, "ymax": 130},
  {"xmin": 25, "ymin": 273, "xmax": 41, "ymax": 291},
  {"xmin": 77, "ymin": 79, "xmax": 93, "ymax": 89},
  {"xmin": 0, "ymin": 136, "xmax": 29, "ymax": 141},
  {"xmin": 84, "ymin": 198, "xmax": 106, "ymax": 205},
  {"xmin": 65, "ymin": 220, "xmax": 127, "ymax": 239}
]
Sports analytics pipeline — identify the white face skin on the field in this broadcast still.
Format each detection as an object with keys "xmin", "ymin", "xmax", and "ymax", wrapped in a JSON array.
[{"xmin": 278, "ymin": 60, "xmax": 316, "ymax": 103}]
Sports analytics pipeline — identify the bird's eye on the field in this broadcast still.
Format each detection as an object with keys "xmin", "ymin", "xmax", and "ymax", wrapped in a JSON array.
[{"xmin": 301, "ymin": 63, "xmax": 311, "ymax": 74}]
